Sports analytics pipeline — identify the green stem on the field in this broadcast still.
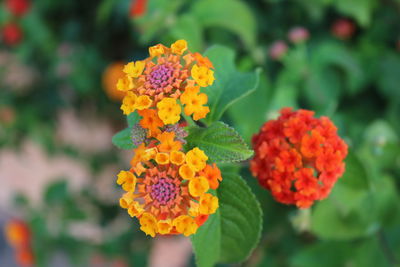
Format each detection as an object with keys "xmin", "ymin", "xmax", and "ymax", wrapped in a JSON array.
[{"xmin": 377, "ymin": 230, "xmax": 398, "ymax": 266}]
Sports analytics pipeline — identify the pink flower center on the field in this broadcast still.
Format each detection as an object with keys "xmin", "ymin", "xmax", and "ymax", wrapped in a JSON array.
[
  {"xmin": 150, "ymin": 177, "xmax": 179, "ymax": 205},
  {"xmin": 148, "ymin": 64, "xmax": 174, "ymax": 91}
]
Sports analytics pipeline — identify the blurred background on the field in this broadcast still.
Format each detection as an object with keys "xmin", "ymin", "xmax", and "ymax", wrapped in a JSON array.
[{"xmin": 0, "ymin": 0, "xmax": 399, "ymax": 266}]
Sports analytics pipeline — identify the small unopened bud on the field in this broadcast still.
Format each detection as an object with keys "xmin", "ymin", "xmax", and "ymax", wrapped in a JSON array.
[
  {"xmin": 331, "ymin": 19, "xmax": 356, "ymax": 40},
  {"xmin": 164, "ymin": 123, "xmax": 188, "ymax": 144},
  {"xmin": 288, "ymin": 26, "xmax": 309, "ymax": 43},
  {"xmin": 131, "ymin": 124, "xmax": 147, "ymax": 147},
  {"xmin": 269, "ymin": 41, "xmax": 288, "ymax": 60}
]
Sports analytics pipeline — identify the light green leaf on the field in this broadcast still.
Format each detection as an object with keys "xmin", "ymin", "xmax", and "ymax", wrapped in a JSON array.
[
  {"xmin": 185, "ymin": 121, "xmax": 253, "ymax": 163},
  {"xmin": 364, "ymin": 120, "xmax": 398, "ymax": 144},
  {"xmin": 291, "ymin": 241, "xmax": 352, "ymax": 267},
  {"xmin": 192, "ymin": 173, "xmax": 262, "ymax": 266},
  {"xmin": 191, "ymin": 0, "xmax": 257, "ymax": 48},
  {"xmin": 311, "ymin": 42, "xmax": 364, "ymax": 96},
  {"xmin": 96, "ymin": 0, "xmax": 118, "ymax": 24},
  {"xmin": 169, "ymin": 15, "xmax": 203, "ymax": 52},
  {"xmin": 227, "ymin": 75, "xmax": 271, "ymax": 143},
  {"xmin": 304, "ymin": 68, "xmax": 340, "ymax": 115},
  {"xmin": 311, "ymin": 197, "xmax": 377, "ymax": 240},
  {"xmin": 134, "ymin": 0, "xmax": 185, "ymax": 43},
  {"xmin": 127, "ymin": 112, "xmax": 140, "ymax": 127},
  {"xmin": 191, "ymin": 212, "xmax": 221, "ymax": 267},
  {"xmin": 291, "ymin": 237, "xmax": 390, "ymax": 267},
  {"xmin": 333, "ymin": 0, "xmax": 377, "ymax": 27},
  {"xmin": 377, "ymin": 52, "xmax": 400, "ymax": 101},
  {"xmin": 202, "ymin": 45, "xmax": 261, "ymax": 124},
  {"xmin": 112, "ymin": 127, "xmax": 134, "ymax": 150},
  {"xmin": 44, "ymin": 180, "xmax": 68, "ymax": 204}
]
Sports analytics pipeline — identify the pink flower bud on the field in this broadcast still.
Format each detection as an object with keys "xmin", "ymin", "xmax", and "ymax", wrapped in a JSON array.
[
  {"xmin": 288, "ymin": 26, "xmax": 309, "ymax": 43},
  {"xmin": 269, "ymin": 41, "xmax": 288, "ymax": 60}
]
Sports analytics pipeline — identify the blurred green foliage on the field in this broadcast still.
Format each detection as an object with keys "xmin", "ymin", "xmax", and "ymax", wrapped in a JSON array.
[{"xmin": 1, "ymin": 0, "xmax": 400, "ymax": 266}]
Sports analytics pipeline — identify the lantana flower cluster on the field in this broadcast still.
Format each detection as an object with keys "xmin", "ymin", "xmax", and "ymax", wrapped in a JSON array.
[
  {"xmin": 117, "ymin": 134, "xmax": 221, "ymax": 237},
  {"xmin": 4, "ymin": 219, "xmax": 35, "ymax": 266},
  {"xmin": 251, "ymin": 108, "xmax": 348, "ymax": 209},
  {"xmin": 115, "ymin": 40, "xmax": 221, "ymax": 237},
  {"xmin": 118, "ymin": 39, "xmax": 215, "ymax": 129}
]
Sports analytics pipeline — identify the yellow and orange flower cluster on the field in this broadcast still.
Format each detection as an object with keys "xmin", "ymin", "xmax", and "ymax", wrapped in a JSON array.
[
  {"xmin": 117, "ymin": 132, "xmax": 222, "ymax": 237},
  {"xmin": 4, "ymin": 219, "xmax": 35, "ymax": 267},
  {"xmin": 114, "ymin": 40, "xmax": 221, "ymax": 237},
  {"xmin": 118, "ymin": 40, "xmax": 215, "ymax": 127}
]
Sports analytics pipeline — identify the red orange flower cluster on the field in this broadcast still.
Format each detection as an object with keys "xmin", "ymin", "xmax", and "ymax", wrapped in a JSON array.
[
  {"xmin": 4, "ymin": 219, "xmax": 35, "ymax": 267},
  {"xmin": 251, "ymin": 108, "xmax": 348, "ymax": 209}
]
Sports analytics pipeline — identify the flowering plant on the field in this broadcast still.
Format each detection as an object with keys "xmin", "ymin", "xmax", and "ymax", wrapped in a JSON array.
[{"xmin": 112, "ymin": 40, "xmax": 264, "ymax": 265}]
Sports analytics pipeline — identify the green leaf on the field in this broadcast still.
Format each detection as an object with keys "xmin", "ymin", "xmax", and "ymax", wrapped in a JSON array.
[
  {"xmin": 192, "ymin": 173, "xmax": 262, "ymax": 266},
  {"xmin": 377, "ymin": 52, "xmax": 400, "ymax": 102},
  {"xmin": 134, "ymin": 0, "xmax": 185, "ymax": 43},
  {"xmin": 304, "ymin": 68, "xmax": 340, "ymax": 115},
  {"xmin": 186, "ymin": 121, "xmax": 253, "ymax": 163},
  {"xmin": 310, "ymin": 42, "xmax": 364, "ymax": 96},
  {"xmin": 305, "ymin": 42, "xmax": 365, "ymax": 114},
  {"xmin": 363, "ymin": 120, "xmax": 398, "ymax": 145},
  {"xmin": 112, "ymin": 127, "xmax": 135, "ymax": 150},
  {"xmin": 291, "ymin": 237, "xmax": 390, "ymax": 267},
  {"xmin": 227, "ymin": 75, "xmax": 271, "ymax": 143},
  {"xmin": 333, "ymin": 0, "xmax": 377, "ymax": 27},
  {"xmin": 191, "ymin": 0, "xmax": 257, "ymax": 48},
  {"xmin": 44, "ymin": 180, "xmax": 68, "ymax": 204},
  {"xmin": 202, "ymin": 45, "xmax": 261, "ymax": 124},
  {"xmin": 127, "ymin": 112, "xmax": 140, "ymax": 127},
  {"xmin": 191, "ymin": 212, "xmax": 221, "ymax": 267},
  {"xmin": 169, "ymin": 15, "xmax": 203, "ymax": 52},
  {"xmin": 218, "ymin": 174, "xmax": 262, "ymax": 263},
  {"xmin": 291, "ymin": 241, "xmax": 352, "ymax": 267},
  {"xmin": 96, "ymin": 0, "xmax": 118, "ymax": 24}
]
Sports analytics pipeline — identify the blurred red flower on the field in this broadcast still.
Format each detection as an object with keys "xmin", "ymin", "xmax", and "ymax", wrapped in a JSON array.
[
  {"xmin": 130, "ymin": 0, "xmax": 147, "ymax": 17},
  {"xmin": 251, "ymin": 108, "xmax": 348, "ymax": 209},
  {"xmin": 15, "ymin": 248, "xmax": 35, "ymax": 267},
  {"xmin": 2, "ymin": 22, "xmax": 23, "ymax": 46},
  {"xmin": 5, "ymin": 0, "xmax": 31, "ymax": 17},
  {"xmin": 331, "ymin": 19, "xmax": 356, "ymax": 40}
]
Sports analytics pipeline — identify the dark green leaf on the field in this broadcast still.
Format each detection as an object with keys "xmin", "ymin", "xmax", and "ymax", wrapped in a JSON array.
[
  {"xmin": 112, "ymin": 127, "xmax": 135, "ymax": 150},
  {"xmin": 333, "ymin": 0, "xmax": 377, "ymax": 27},
  {"xmin": 127, "ymin": 112, "xmax": 140, "ymax": 127},
  {"xmin": 377, "ymin": 53, "xmax": 400, "ymax": 102},
  {"xmin": 169, "ymin": 15, "xmax": 203, "ymax": 52},
  {"xmin": 44, "ymin": 180, "xmax": 68, "ymax": 204},
  {"xmin": 186, "ymin": 121, "xmax": 253, "ymax": 163},
  {"xmin": 227, "ymin": 75, "xmax": 271, "ymax": 143},
  {"xmin": 202, "ymin": 45, "xmax": 261, "ymax": 124},
  {"xmin": 191, "ymin": 0, "xmax": 257, "ymax": 48},
  {"xmin": 191, "ymin": 212, "xmax": 221, "ymax": 267},
  {"xmin": 192, "ymin": 173, "xmax": 262, "ymax": 266}
]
